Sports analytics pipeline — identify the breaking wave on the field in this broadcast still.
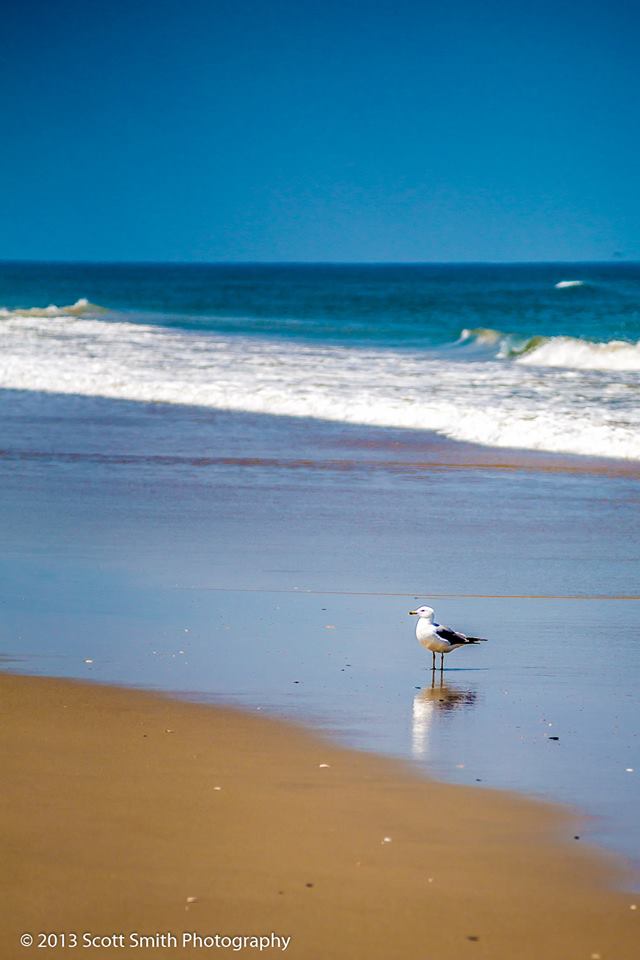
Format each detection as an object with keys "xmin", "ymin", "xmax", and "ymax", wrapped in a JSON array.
[
  {"xmin": 460, "ymin": 328, "xmax": 640, "ymax": 371},
  {"xmin": 516, "ymin": 336, "xmax": 640, "ymax": 371},
  {"xmin": 0, "ymin": 298, "xmax": 104, "ymax": 319},
  {"xmin": 0, "ymin": 301, "xmax": 639, "ymax": 460}
]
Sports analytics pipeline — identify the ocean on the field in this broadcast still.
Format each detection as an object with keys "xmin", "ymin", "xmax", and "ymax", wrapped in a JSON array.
[
  {"xmin": 1, "ymin": 261, "xmax": 639, "ymax": 873},
  {"xmin": 1, "ymin": 261, "xmax": 639, "ymax": 460}
]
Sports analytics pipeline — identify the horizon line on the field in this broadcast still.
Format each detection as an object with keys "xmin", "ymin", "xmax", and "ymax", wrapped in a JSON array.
[{"xmin": 0, "ymin": 258, "xmax": 636, "ymax": 267}]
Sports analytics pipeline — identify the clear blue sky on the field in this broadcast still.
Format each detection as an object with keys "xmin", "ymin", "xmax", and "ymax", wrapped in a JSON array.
[{"xmin": 1, "ymin": 0, "xmax": 638, "ymax": 262}]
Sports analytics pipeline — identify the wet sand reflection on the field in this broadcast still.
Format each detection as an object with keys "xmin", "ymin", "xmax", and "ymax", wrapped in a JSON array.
[{"xmin": 412, "ymin": 677, "xmax": 477, "ymax": 758}]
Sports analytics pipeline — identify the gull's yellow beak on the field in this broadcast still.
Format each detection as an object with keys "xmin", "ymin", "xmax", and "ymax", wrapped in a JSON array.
[{"xmin": 408, "ymin": 610, "xmax": 418, "ymax": 615}]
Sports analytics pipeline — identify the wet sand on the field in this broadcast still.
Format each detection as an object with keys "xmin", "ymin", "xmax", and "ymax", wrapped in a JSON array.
[
  {"xmin": 1, "ymin": 672, "xmax": 637, "ymax": 959},
  {"xmin": 1, "ymin": 395, "xmax": 640, "ymax": 866}
]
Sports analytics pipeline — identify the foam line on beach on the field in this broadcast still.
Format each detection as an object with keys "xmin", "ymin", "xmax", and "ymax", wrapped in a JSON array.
[
  {"xmin": 177, "ymin": 585, "xmax": 640, "ymax": 600},
  {"xmin": 3, "ymin": 446, "xmax": 640, "ymax": 478}
]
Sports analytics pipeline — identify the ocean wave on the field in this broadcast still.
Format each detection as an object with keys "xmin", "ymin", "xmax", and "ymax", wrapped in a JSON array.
[
  {"xmin": 0, "ymin": 308, "xmax": 638, "ymax": 460},
  {"xmin": 458, "ymin": 327, "xmax": 503, "ymax": 346},
  {"xmin": 516, "ymin": 336, "xmax": 640, "ymax": 371},
  {"xmin": 460, "ymin": 327, "xmax": 640, "ymax": 371},
  {"xmin": 0, "ymin": 298, "xmax": 104, "ymax": 319}
]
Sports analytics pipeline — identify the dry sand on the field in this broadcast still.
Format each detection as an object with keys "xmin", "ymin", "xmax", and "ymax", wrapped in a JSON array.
[{"xmin": 1, "ymin": 672, "xmax": 637, "ymax": 959}]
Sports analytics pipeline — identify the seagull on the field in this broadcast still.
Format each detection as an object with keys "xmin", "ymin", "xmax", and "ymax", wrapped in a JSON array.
[{"xmin": 409, "ymin": 605, "xmax": 488, "ymax": 671}]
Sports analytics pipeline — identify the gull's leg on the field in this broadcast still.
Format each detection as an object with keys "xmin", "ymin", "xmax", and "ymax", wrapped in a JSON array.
[
  {"xmin": 440, "ymin": 653, "xmax": 445, "ymax": 672},
  {"xmin": 432, "ymin": 652, "xmax": 436, "ymax": 671}
]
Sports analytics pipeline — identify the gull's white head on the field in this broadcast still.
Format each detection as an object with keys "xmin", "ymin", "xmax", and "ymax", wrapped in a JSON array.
[{"xmin": 409, "ymin": 605, "xmax": 435, "ymax": 621}]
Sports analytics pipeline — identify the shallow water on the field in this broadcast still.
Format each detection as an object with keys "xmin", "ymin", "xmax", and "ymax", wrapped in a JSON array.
[{"xmin": 1, "ymin": 391, "xmax": 638, "ymax": 872}]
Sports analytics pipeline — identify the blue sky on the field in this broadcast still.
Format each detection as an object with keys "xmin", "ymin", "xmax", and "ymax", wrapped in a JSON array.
[{"xmin": 1, "ymin": 0, "xmax": 638, "ymax": 261}]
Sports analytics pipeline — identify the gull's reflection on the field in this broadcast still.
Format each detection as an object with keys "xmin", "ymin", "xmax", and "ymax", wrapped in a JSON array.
[{"xmin": 412, "ymin": 676, "xmax": 477, "ymax": 759}]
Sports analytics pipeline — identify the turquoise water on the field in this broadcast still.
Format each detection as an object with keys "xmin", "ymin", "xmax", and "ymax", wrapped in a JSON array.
[
  {"xmin": 1, "ymin": 262, "xmax": 639, "ymax": 459},
  {"xmin": 1, "ymin": 261, "xmax": 639, "ymax": 346}
]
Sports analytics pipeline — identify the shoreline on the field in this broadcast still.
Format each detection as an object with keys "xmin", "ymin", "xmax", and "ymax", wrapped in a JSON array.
[
  {"xmin": 1, "ymin": 391, "xmax": 639, "ymax": 867},
  {"xmin": 1, "ymin": 671, "xmax": 638, "ymax": 958},
  {"xmin": 2, "ymin": 388, "xmax": 640, "ymax": 479}
]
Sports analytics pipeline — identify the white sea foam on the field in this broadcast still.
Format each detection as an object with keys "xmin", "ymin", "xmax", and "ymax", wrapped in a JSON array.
[
  {"xmin": 555, "ymin": 280, "xmax": 585, "ymax": 288},
  {"xmin": 0, "ymin": 304, "xmax": 638, "ymax": 460}
]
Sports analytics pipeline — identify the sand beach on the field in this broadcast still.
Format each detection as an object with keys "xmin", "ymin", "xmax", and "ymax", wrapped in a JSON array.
[{"xmin": 1, "ymin": 671, "xmax": 638, "ymax": 959}]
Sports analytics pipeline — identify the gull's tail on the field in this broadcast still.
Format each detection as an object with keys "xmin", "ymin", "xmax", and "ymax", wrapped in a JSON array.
[{"xmin": 466, "ymin": 637, "xmax": 488, "ymax": 643}]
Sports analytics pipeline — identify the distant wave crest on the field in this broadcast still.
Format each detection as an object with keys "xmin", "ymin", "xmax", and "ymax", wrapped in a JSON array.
[
  {"xmin": 0, "ymin": 298, "xmax": 104, "ymax": 319},
  {"xmin": 460, "ymin": 327, "xmax": 640, "ymax": 371}
]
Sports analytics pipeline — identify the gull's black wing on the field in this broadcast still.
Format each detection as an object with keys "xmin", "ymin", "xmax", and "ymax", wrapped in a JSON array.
[
  {"xmin": 434, "ymin": 624, "xmax": 468, "ymax": 644},
  {"xmin": 435, "ymin": 623, "xmax": 488, "ymax": 644}
]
